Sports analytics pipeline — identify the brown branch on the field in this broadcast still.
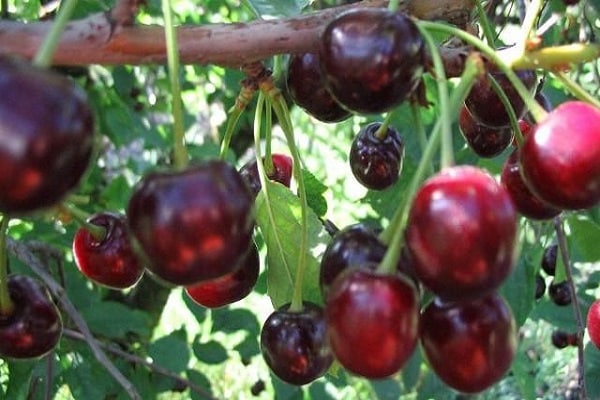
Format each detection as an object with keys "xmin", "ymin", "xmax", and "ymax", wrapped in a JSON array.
[{"xmin": 0, "ymin": 0, "xmax": 472, "ymax": 68}]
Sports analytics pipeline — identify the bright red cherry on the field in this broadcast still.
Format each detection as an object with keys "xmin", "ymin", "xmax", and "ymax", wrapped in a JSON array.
[
  {"xmin": 319, "ymin": 8, "xmax": 424, "ymax": 114},
  {"xmin": 73, "ymin": 212, "xmax": 145, "ymax": 289},
  {"xmin": 459, "ymin": 105, "xmax": 513, "ymax": 158},
  {"xmin": 260, "ymin": 302, "xmax": 333, "ymax": 385},
  {"xmin": 405, "ymin": 166, "xmax": 518, "ymax": 301},
  {"xmin": 0, "ymin": 55, "xmax": 94, "ymax": 215},
  {"xmin": 127, "ymin": 160, "xmax": 255, "ymax": 286},
  {"xmin": 326, "ymin": 268, "xmax": 419, "ymax": 378},
  {"xmin": 185, "ymin": 243, "xmax": 259, "ymax": 308},
  {"xmin": 239, "ymin": 154, "xmax": 293, "ymax": 197},
  {"xmin": 0, "ymin": 275, "xmax": 62, "ymax": 359},
  {"xmin": 587, "ymin": 299, "xmax": 600, "ymax": 349},
  {"xmin": 501, "ymin": 149, "xmax": 562, "ymax": 220},
  {"xmin": 420, "ymin": 293, "xmax": 517, "ymax": 393},
  {"xmin": 520, "ymin": 101, "xmax": 600, "ymax": 210}
]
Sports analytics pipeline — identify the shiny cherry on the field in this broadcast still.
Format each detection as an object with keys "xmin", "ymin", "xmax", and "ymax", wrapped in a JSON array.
[
  {"xmin": 73, "ymin": 212, "xmax": 144, "ymax": 289},
  {"xmin": 541, "ymin": 244, "xmax": 558, "ymax": 276},
  {"xmin": 587, "ymin": 299, "xmax": 600, "ymax": 349},
  {"xmin": 326, "ymin": 268, "xmax": 419, "ymax": 378},
  {"xmin": 260, "ymin": 302, "xmax": 333, "ymax": 385},
  {"xmin": 286, "ymin": 53, "xmax": 351, "ymax": 123},
  {"xmin": 459, "ymin": 105, "xmax": 513, "ymax": 158},
  {"xmin": 406, "ymin": 166, "xmax": 518, "ymax": 301},
  {"xmin": 185, "ymin": 243, "xmax": 259, "ymax": 308},
  {"xmin": 127, "ymin": 160, "xmax": 255, "ymax": 286},
  {"xmin": 0, "ymin": 55, "xmax": 94, "ymax": 215},
  {"xmin": 349, "ymin": 122, "xmax": 404, "ymax": 190},
  {"xmin": 319, "ymin": 8, "xmax": 424, "ymax": 114},
  {"xmin": 420, "ymin": 293, "xmax": 517, "ymax": 393},
  {"xmin": 239, "ymin": 154, "xmax": 293, "ymax": 197},
  {"xmin": 519, "ymin": 101, "xmax": 600, "ymax": 210},
  {"xmin": 0, "ymin": 275, "xmax": 62, "ymax": 359}
]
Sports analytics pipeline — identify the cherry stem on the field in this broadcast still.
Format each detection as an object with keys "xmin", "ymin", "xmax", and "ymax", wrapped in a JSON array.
[
  {"xmin": 507, "ymin": 44, "xmax": 600, "ymax": 72},
  {"xmin": 552, "ymin": 71, "xmax": 600, "ymax": 109},
  {"xmin": 554, "ymin": 215, "xmax": 588, "ymax": 398},
  {"xmin": 61, "ymin": 203, "xmax": 106, "ymax": 241},
  {"xmin": 377, "ymin": 55, "xmax": 482, "ymax": 273},
  {"xmin": 162, "ymin": 0, "xmax": 188, "ymax": 169},
  {"xmin": 32, "ymin": 0, "xmax": 78, "ymax": 67},
  {"xmin": 263, "ymin": 99, "xmax": 275, "ymax": 176},
  {"xmin": 220, "ymin": 81, "xmax": 258, "ymax": 159},
  {"xmin": 474, "ymin": 0, "xmax": 496, "ymax": 47},
  {"xmin": 416, "ymin": 20, "xmax": 452, "ymax": 169},
  {"xmin": 410, "ymin": 102, "xmax": 434, "ymax": 176},
  {"xmin": 0, "ymin": 217, "xmax": 14, "ymax": 316},
  {"xmin": 374, "ymin": 112, "xmax": 394, "ymax": 140},
  {"xmin": 487, "ymin": 74, "xmax": 523, "ymax": 146},
  {"xmin": 387, "ymin": 0, "xmax": 400, "ymax": 12},
  {"xmin": 517, "ymin": 0, "xmax": 544, "ymax": 55}
]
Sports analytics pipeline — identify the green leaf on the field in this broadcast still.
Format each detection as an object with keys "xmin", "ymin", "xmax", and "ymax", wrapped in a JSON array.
[
  {"xmin": 80, "ymin": 301, "xmax": 151, "ymax": 339},
  {"xmin": 6, "ymin": 361, "xmax": 35, "ymax": 400},
  {"xmin": 255, "ymin": 181, "xmax": 331, "ymax": 308},
  {"xmin": 567, "ymin": 215, "xmax": 600, "ymax": 262},
  {"xmin": 149, "ymin": 328, "xmax": 190, "ymax": 373},
  {"xmin": 370, "ymin": 378, "xmax": 401, "ymax": 400},
  {"xmin": 187, "ymin": 369, "xmax": 214, "ymax": 400},
  {"xmin": 500, "ymin": 247, "xmax": 538, "ymax": 327},
  {"xmin": 301, "ymin": 168, "xmax": 328, "ymax": 217},
  {"xmin": 211, "ymin": 307, "xmax": 260, "ymax": 334},
  {"xmin": 511, "ymin": 346, "xmax": 536, "ymax": 400},
  {"xmin": 585, "ymin": 342, "xmax": 600, "ymax": 398},
  {"xmin": 245, "ymin": 0, "xmax": 308, "ymax": 18},
  {"xmin": 193, "ymin": 339, "xmax": 229, "ymax": 364}
]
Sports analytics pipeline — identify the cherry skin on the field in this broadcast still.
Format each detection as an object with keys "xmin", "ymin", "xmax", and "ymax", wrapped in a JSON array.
[
  {"xmin": 325, "ymin": 267, "xmax": 419, "ymax": 379},
  {"xmin": 459, "ymin": 105, "xmax": 513, "ymax": 158},
  {"xmin": 260, "ymin": 302, "xmax": 333, "ymax": 385},
  {"xmin": 73, "ymin": 212, "xmax": 145, "ymax": 289},
  {"xmin": 319, "ymin": 8, "xmax": 424, "ymax": 114},
  {"xmin": 286, "ymin": 53, "xmax": 351, "ymax": 123},
  {"xmin": 535, "ymin": 274, "xmax": 546, "ymax": 300},
  {"xmin": 0, "ymin": 55, "xmax": 94, "ymax": 215},
  {"xmin": 519, "ymin": 101, "xmax": 600, "ymax": 210},
  {"xmin": 551, "ymin": 330, "xmax": 578, "ymax": 349},
  {"xmin": 549, "ymin": 279, "xmax": 572, "ymax": 306},
  {"xmin": 501, "ymin": 148, "xmax": 562, "ymax": 220},
  {"xmin": 127, "ymin": 160, "xmax": 255, "ymax": 286},
  {"xmin": 349, "ymin": 122, "xmax": 404, "ymax": 190},
  {"xmin": 420, "ymin": 293, "xmax": 517, "ymax": 394},
  {"xmin": 184, "ymin": 243, "xmax": 259, "ymax": 308},
  {"xmin": 405, "ymin": 166, "xmax": 518, "ymax": 301},
  {"xmin": 541, "ymin": 244, "xmax": 558, "ymax": 276},
  {"xmin": 464, "ymin": 68, "xmax": 537, "ymax": 128},
  {"xmin": 587, "ymin": 299, "xmax": 600, "ymax": 349},
  {"xmin": 0, "ymin": 275, "xmax": 62, "ymax": 359},
  {"xmin": 239, "ymin": 154, "xmax": 293, "ymax": 197}
]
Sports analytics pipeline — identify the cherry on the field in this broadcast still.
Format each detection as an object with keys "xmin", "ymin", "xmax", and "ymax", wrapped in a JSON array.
[
  {"xmin": 184, "ymin": 243, "xmax": 259, "ymax": 308},
  {"xmin": 319, "ymin": 8, "xmax": 424, "ymax": 114},
  {"xmin": 541, "ymin": 244, "xmax": 558, "ymax": 276},
  {"xmin": 459, "ymin": 105, "xmax": 514, "ymax": 158},
  {"xmin": 535, "ymin": 274, "xmax": 546, "ymax": 300},
  {"xmin": 464, "ymin": 68, "xmax": 537, "ymax": 128},
  {"xmin": 127, "ymin": 160, "xmax": 255, "ymax": 286},
  {"xmin": 405, "ymin": 166, "xmax": 518, "ymax": 301},
  {"xmin": 0, "ymin": 55, "xmax": 94, "ymax": 215},
  {"xmin": 286, "ymin": 53, "xmax": 351, "ymax": 123},
  {"xmin": 519, "ymin": 101, "xmax": 600, "ymax": 210},
  {"xmin": 549, "ymin": 279, "xmax": 572, "ymax": 306},
  {"xmin": 260, "ymin": 302, "xmax": 333, "ymax": 385},
  {"xmin": 0, "ymin": 275, "xmax": 62, "ymax": 359},
  {"xmin": 586, "ymin": 299, "xmax": 600, "ymax": 349},
  {"xmin": 239, "ymin": 154, "xmax": 293, "ymax": 197},
  {"xmin": 72, "ymin": 212, "xmax": 144, "ymax": 289},
  {"xmin": 501, "ymin": 149, "xmax": 562, "ymax": 220},
  {"xmin": 325, "ymin": 268, "xmax": 419, "ymax": 378},
  {"xmin": 420, "ymin": 293, "xmax": 517, "ymax": 394},
  {"xmin": 349, "ymin": 122, "xmax": 404, "ymax": 190}
]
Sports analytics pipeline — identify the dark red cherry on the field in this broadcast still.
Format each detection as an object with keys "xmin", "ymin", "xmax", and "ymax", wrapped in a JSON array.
[
  {"xmin": 127, "ymin": 160, "xmax": 255, "ymax": 286},
  {"xmin": 549, "ymin": 279, "xmax": 572, "ymax": 306},
  {"xmin": 239, "ymin": 154, "xmax": 293, "ymax": 197},
  {"xmin": 541, "ymin": 244, "xmax": 558, "ymax": 276},
  {"xmin": 420, "ymin": 293, "xmax": 517, "ymax": 393},
  {"xmin": 185, "ymin": 243, "xmax": 259, "ymax": 308},
  {"xmin": 0, "ymin": 55, "xmax": 94, "ymax": 215},
  {"xmin": 501, "ymin": 149, "xmax": 562, "ymax": 220},
  {"xmin": 73, "ymin": 212, "xmax": 145, "ymax": 289},
  {"xmin": 349, "ymin": 122, "xmax": 404, "ymax": 190},
  {"xmin": 286, "ymin": 53, "xmax": 351, "ymax": 123},
  {"xmin": 319, "ymin": 223, "xmax": 386, "ymax": 299},
  {"xmin": 519, "ymin": 101, "xmax": 600, "ymax": 210},
  {"xmin": 0, "ymin": 275, "xmax": 62, "ymax": 359},
  {"xmin": 326, "ymin": 268, "xmax": 419, "ymax": 378},
  {"xmin": 260, "ymin": 302, "xmax": 333, "ymax": 385},
  {"xmin": 319, "ymin": 8, "xmax": 424, "ymax": 114},
  {"xmin": 464, "ymin": 68, "xmax": 537, "ymax": 128},
  {"xmin": 406, "ymin": 166, "xmax": 518, "ymax": 301},
  {"xmin": 459, "ymin": 105, "xmax": 513, "ymax": 158}
]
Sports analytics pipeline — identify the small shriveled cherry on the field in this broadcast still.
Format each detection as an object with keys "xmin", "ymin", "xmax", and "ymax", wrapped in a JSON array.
[
  {"xmin": 239, "ymin": 154, "xmax": 293, "ymax": 197},
  {"xmin": 549, "ymin": 279, "xmax": 572, "ymax": 306},
  {"xmin": 541, "ymin": 244, "xmax": 558, "ymax": 276},
  {"xmin": 535, "ymin": 274, "xmax": 546, "ymax": 300},
  {"xmin": 73, "ymin": 212, "xmax": 144, "ymax": 289}
]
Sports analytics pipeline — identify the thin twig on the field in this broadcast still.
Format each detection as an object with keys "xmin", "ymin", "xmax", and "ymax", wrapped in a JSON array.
[
  {"xmin": 62, "ymin": 328, "xmax": 218, "ymax": 400},
  {"xmin": 554, "ymin": 215, "xmax": 588, "ymax": 400},
  {"xmin": 44, "ymin": 353, "xmax": 54, "ymax": 400},
  {"xmin": 6, "ymin": 238, "xmax": 142, "ymax": 400}
]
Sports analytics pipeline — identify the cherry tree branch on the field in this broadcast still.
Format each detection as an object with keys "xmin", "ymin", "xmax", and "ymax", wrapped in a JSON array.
[{"xmin": 0, "ymin": 0, "xmax": 471, "ymax": 68}]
